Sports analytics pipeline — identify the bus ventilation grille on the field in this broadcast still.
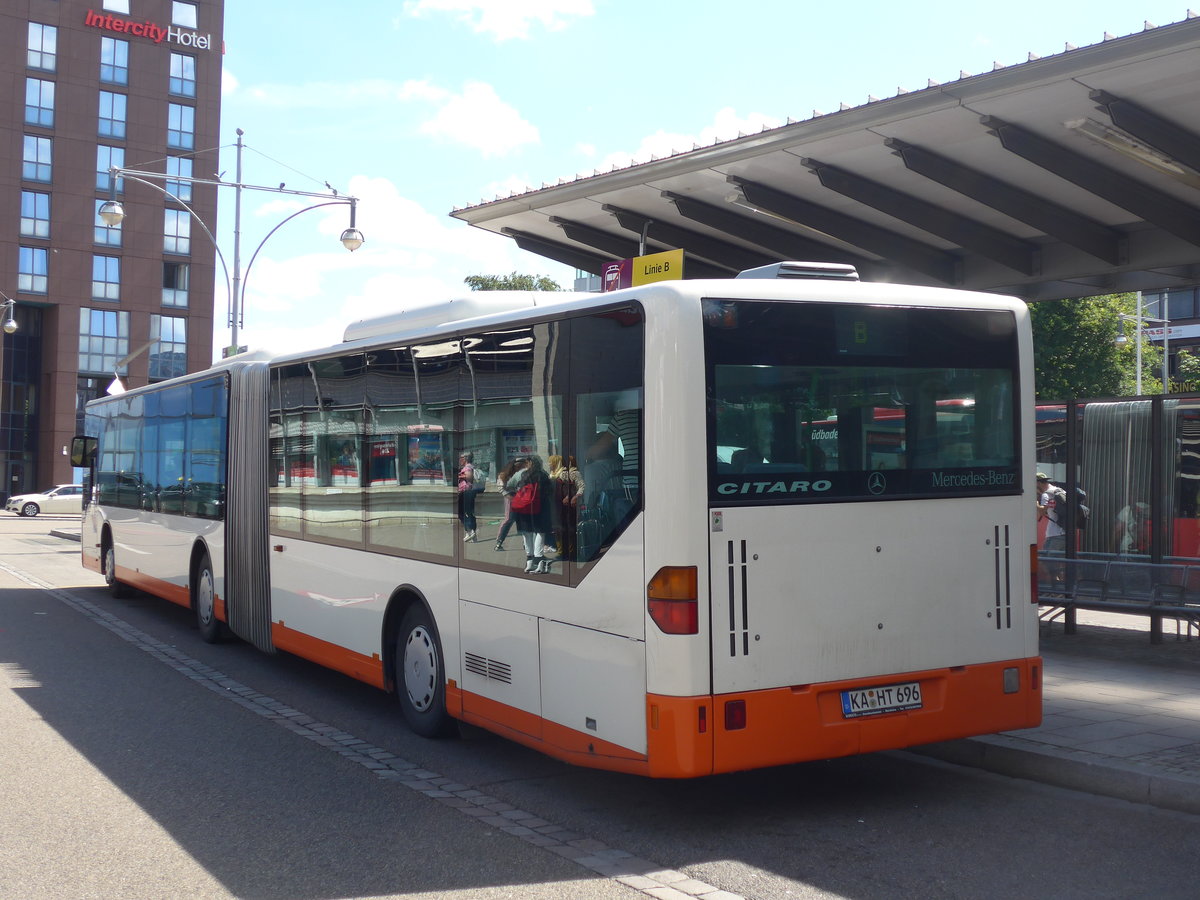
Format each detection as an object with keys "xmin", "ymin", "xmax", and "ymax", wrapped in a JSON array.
[
  {"xmin": 465, "ymin": 652, "xmax": 513, "ymax": 684},
  {"xmin": 993, "ymin": 523, "xmax": 1013, "ymax": 630},
  {"xmin": 724, "ymin": 539, "xmax": 751, "ymax": 657}
]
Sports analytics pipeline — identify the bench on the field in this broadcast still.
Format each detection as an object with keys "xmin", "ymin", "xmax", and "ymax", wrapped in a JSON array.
[{"xmin": 1037, "ymin": 554, "xmax": 1200, "ymax": 644}]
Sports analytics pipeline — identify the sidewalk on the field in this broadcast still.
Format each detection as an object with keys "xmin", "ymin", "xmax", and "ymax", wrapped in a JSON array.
[
  {"xmin": 39, "ymin": 525, "xmax": 1200, "ymax": 812},
  {"xmin": 916, "ymin": 609, "xmax": 1200, "ymax": 814}
]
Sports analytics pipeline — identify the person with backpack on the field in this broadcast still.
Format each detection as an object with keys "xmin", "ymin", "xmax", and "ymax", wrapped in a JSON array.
[
  {"xmin": 1037, "ymin": 472, "xmax": 1092, "ymax": 552},
  {"xmin": 457, "ymin": 452, "xmax": 482, "ymax": 542},
  {"xmin": 506, "ymin": 454, "xmax": 555, "ymax": 573}
]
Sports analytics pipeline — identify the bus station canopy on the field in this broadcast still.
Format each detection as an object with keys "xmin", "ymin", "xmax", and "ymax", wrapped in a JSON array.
[{"xmin": 451, "ymin": 17, "xmax": 1200, "ymax": 301}]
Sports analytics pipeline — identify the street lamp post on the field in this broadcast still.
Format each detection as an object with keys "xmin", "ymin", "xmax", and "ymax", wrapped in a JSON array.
[
  {"xmin": 98, "ymin": 128, "xmax": 364, "ymax": 358},
  {"xmin": 1115, "ymin": 290, "xmax": 1170, "ymax": 395}
]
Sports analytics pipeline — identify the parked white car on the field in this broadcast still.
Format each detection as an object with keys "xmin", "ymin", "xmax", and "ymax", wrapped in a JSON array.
[{"xmin": 5, "ymin": 484, "xmax": 84, "ymax": 517}]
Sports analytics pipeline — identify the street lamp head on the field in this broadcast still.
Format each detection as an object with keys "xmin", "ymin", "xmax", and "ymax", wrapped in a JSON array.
[
  {"xmin": 1, "ymin": 299, "xmax": 15, "ymax": 335},
  {"xmin": 2, "ymin": 317, "xmax": 16, "ymax": 335},
  {"xmin": 1114, "ymin": 316, "xmax": 1129, "ymax": 347},
  {"xmin": 98, "ymin": 199, "xmax": 126, "ymax": 227},
  {"xmin": 340, "ymin": 227, "xmax": 365, "ymax": 252}
]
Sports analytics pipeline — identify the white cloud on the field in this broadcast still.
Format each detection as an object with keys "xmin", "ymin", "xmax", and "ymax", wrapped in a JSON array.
[
  {"xmin": 403, "ymin": 0, "xmax": 595, "ymax": 41},
  {"xmin": 242, "ymin": 78, "xmax": 444, "ymax": 110},
  {"xmin": 418, "ymin": 82, "xmax": 539, "ymax": 156},
  {"xmin": 227, "ymin": 174, "xmax": 572, "ymax": 359},
  {"xmin": 233, "ymin": 76, "xmax": 535, "ymax": 156}
]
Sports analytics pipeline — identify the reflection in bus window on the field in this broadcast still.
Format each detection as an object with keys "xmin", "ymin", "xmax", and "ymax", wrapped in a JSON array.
[
  {"xmin": 572, "ymin": 311, "xmax": 643, "ymax": 561},
  {"xmin": 265, "ymin": 306, "xmax": 644, "ymax": 570},
  {"xmin": 89, "ymin": 375, "xmax": 227, "ymax": 519}
]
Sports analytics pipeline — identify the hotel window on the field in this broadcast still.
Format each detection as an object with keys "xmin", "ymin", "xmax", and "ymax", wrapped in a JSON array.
[
  {"xmin": 95, "ymin": 199, "xmax": 122, "ymax": 246},
  {"xmin": 93, "ymin": 255, "xmax": 121, "ymax": 301},
  {"xmin": 25, "ymin": 78, "xmax": 55, "ymax": 128},
  {"xmin": 22, "ymin": 135, "xmax": 52, "ymax": 182},
  {"xmin": 165, "ymin": 156, "xmax": 193, "ymax": 202},
  {"xmin": 173, "ymin": 2, "xmax": 199, "ymax": 28},
  {"xmin": 21, "ymin": 192, "xmax": 51, "ymax": 239},
  {"xmin": 169, "ymin": 53, "xmax": 197, "ymax": 98},
  {"xmin": 167, "ymin": 103, "xmax": 195, "ymax": 150},
  {"xmin": 149, "ymin": 316, "xmax": 188, "ymax": 380},
  {"xmin": 163, "ymin": 262, "xmax": 190, "ymax": 308},
  {"xmin": 19, "ymin": 247, "xmax": 49, "ymax": 294},
  {"xmin": 164, "ymin": 209, "xmax": 191, "ymax": 255},
  {"xmin": 100, "ymin": 38, "xmax": 129, "ymax": 85},
  {"xmin": 97, "ymin": 145, "xmax": 125, "ymax": 193},
  {"xmin": 103, "ymin": 0, "xmax": 131, "ymax": 13},
  {"xmin": 79, "ymin": 309, "xmax": 130, "ymax": 375},
  {"xmin": 99, "ymin": 91, "xmax": 127, "ymax": 139},
  {"xmin": 28, "ymin": 23, "xmax": 57, "ymax": 71}
]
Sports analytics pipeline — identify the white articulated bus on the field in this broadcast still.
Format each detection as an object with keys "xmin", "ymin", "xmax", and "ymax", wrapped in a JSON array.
[{"xmin": 75, "ymin": 266, "xmax": 1042, "ymax": 777}]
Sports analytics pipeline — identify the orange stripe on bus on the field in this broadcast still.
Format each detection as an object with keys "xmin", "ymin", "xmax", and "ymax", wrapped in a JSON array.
[
  {"xmin": 645, "ymin": 694, "xmax": 715, "ymax": 778},
  {"xmin": 113, "ymin": 565, "xmax": 191, "ymax": 608},
  {"xmin": 457, "ymin": 690, "xmax": 652, "ymax": 776},
  {"xmin": 271, "ymin": 621, "xmax": 387, "ymax": 690},
  {"xmin": 444, "ymin": 657, "xmax": 1040, "ymax": 778}
]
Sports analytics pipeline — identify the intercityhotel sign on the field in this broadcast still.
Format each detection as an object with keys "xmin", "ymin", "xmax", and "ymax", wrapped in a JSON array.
[{"xmin": 83, "ymin": 9, "xmax": 216, "ymax": 50}]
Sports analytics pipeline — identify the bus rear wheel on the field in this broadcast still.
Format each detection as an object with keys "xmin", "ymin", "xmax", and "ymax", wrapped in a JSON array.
[
  {"xmin": 193, "ymin": 551, "xmax": 223, "ymax": 643},
  {"xmin": 103, "ymin": 542, "xmax": 131, "ymax": 599},
  {"xmin": 395, "ymin": 604, "xmax": 454, "ymax": 738}
]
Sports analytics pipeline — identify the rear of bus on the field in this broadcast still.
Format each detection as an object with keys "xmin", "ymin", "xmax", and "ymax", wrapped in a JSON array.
[{"xmin": 643, "ymin": 281, "xmax": 1041, "ymax": 776}]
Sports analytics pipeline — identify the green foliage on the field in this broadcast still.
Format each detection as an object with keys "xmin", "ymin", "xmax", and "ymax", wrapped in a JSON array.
[
  {"xmin": 464, "ymin": 272, "xmax": 562, "ymax": 292},
  {"xmin": 1176, "ymin": 349, "xmax": 1200, "ymax": 390},
  {"xmin": 1029, "ymin": 292, "xmax": 1165, "ymax": 400}
]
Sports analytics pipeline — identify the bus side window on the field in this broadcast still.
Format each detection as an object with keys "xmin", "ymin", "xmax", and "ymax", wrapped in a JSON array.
[{"xmin": 572, "ymin": 309, "xmax": 644, "ymax": 564}]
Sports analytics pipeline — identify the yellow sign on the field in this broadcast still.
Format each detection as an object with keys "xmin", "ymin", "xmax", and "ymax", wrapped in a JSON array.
[{"xmin": 631, "ymin": 248, "xmax": 684, "ymax": 286}]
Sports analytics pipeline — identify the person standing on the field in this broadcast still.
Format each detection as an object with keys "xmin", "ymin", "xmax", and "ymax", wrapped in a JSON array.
[
  {"xmin": 506, "ymin": 454, "xmax": 555, "ymax": 573},
  {"xmin": 1036, "ymin": 473, "xmax": 1066, "ymax": 553},
  {"xmin": 457, "ymin": 452, "xmax": 480, "ymax": 542}
]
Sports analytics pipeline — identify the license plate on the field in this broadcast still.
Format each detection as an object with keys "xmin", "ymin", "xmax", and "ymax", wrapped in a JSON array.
[{"xmin": 840, "ymin": 681, "xmax": 923, "ymax": 718}]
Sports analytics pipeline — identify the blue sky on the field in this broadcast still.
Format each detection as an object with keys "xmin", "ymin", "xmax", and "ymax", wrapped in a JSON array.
[{"xmin": 212, "ymin": 0, "xmax": 1194, "ymax": 358}]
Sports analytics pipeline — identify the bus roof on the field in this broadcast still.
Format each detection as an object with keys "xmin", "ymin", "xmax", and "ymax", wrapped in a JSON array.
[{"xmin": 333, "ymin": 278, "xmax": 1024, "ymax": 355}]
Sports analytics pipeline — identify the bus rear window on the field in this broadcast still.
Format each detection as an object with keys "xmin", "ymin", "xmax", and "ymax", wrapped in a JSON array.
[{"xmin": 705, "ymin": 299, "xmax": 1020, "ymax": 504}]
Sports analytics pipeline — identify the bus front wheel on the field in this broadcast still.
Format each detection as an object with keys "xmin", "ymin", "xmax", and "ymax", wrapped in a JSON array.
[
  {"xmin": 395, "ymin": 604, "xmax": 454, "ymax": 738},
  {"xmin": 193, "ymin": 551, "xmax": 223, "ymax": 644},
  {"xmin": 103, "ymin": 541, "xmax": 131, "ymax": 599}
]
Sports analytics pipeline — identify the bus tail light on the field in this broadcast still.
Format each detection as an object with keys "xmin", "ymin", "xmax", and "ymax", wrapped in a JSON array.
[{"xmin": 648, "ymin": 566, "xmax": 698, "ymax": 634}]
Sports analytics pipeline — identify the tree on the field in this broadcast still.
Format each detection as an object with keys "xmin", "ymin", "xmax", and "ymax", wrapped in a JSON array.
[
  {"xmin": 464, "ymin": 272, "xmax": 562, "ymax": 292},
  {"xmin": 1176, "ymin": 349, "xmax": 1200, "ymax": 392},
  {"xmin": 1028, "ymin": 292, "xmax": 1160, "ymax": 400}
]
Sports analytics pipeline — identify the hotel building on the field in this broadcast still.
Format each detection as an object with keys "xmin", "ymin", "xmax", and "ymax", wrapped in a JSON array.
[{"xmin": 1, "ymin": 0, "xmax": 224, "ymax": 501}]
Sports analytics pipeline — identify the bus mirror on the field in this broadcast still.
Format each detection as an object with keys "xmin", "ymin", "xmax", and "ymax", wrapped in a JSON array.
[{"xmin": 71, "ymin": 436, "xmax": 97, "ymax": 468}]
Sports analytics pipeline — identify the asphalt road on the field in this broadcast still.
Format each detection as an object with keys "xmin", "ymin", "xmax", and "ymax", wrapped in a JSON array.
[{"xmin": 2, "ymin": 514, "xmax": 1198, "ymax": 900}]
